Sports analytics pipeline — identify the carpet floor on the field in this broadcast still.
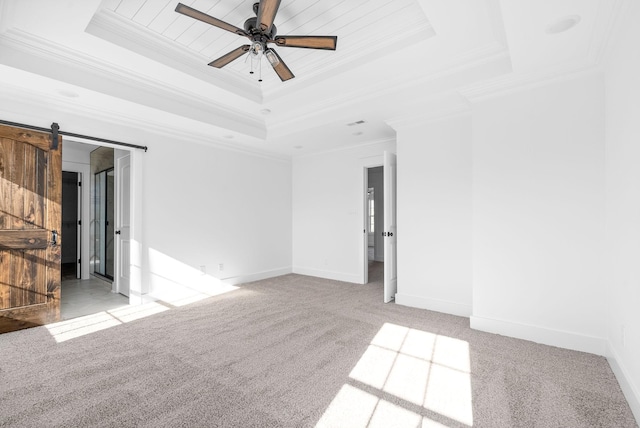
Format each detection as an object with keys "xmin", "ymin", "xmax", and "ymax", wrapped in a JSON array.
[{"xmin": 0, "ymin": 264, "xmax": 637, "ymax": 427}]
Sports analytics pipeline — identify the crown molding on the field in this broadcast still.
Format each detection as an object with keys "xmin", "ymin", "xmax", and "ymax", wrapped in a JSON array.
[
  {"xmin": 263, "ymin": 13, "xmax": 436, "ymax": 102},
  {"xmin": 292, "ymin": 137, "xmax": 396, "ymax": 159},
  {"xmin": 459, "ymin": 62, "xmax": 603, "ymax": 104},
  {"xmin": 0, "ymin": 28, "xmax": 266, "ymax": 140},
  {"xmin": 0, "ymin": 80, "xmax": 288, "ymax": 163},
  {"xmin": 86, "ymin": 9, "xmax": 261, "ymax": 104},
  {"xmin": 268, "ymin": 41, "xmax": 508, "ymax": 138}
]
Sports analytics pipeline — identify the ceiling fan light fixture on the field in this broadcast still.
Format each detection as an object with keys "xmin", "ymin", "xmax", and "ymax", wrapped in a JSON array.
[
  {"xmin": 250, "ymin": 41, "xmax": 264, "ymax": 58},
  {"xmin": 265, "ymin": 49, "xmax": 280, "ymax": 66}
]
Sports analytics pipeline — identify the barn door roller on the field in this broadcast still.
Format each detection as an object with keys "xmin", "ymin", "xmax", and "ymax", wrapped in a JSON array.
[{"xmin": 50, "ymin": 122, "xmax": 60, "ymax": 150}]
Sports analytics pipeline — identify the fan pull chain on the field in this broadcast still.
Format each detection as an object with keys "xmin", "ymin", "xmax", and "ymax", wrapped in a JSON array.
[{"xmin": 258, "ymin": 58, "xmax": 263, "ymax": 82}]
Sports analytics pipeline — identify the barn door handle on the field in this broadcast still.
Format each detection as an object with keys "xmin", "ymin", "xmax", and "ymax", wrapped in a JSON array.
[{"xmin": 51, "ymin": 230, "xmax": 58, "ymax": 246}]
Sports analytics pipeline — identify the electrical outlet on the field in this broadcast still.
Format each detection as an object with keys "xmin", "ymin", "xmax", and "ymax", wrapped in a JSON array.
[
  {"xmin": 200, "ymin": 265, "xmax": 206, "ymax": 275},
  {"xmin": 218, "ymin": 263, "xmax": 224, "ymax": 272}
]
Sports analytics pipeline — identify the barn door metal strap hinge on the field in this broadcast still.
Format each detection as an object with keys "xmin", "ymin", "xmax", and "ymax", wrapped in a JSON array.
[{"xmin": 50, "ymin": 122, "xmax": 60, "ymax": 150}]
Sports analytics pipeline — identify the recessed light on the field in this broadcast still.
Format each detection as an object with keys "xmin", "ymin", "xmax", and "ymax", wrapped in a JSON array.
[
  {"xmin": 224, "ymin": 135, "xmax": 234, "ymax": 139},
  {"xmin": 58, "ymin": 90, "xmax": 79, "ymax": 98},
  {"xmin": 545, "ymin": 15, "xmax": 581, "ymax": 35},
  {"xmin": 293, "ymin": 145, "xmax": 303, "ymax": 149},
  {"xmin": 260, "ymin": 108, "xmax": 272, "ymax": 115}
]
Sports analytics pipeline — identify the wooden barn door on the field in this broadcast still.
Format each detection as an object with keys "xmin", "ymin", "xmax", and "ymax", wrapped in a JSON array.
[{"xmin": 0, "ymin": 124, "xmax": 62, "ymax": 333}]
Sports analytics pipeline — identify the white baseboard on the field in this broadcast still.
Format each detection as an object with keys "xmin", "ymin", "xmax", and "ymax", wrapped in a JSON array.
[
  {"xmin": 608, "ymin": 343, "xmax": 640, "ymax": 424},
  {"xmin": 221, "ymin": 267, "xmax": 292, "ymax": 285},
  {"xmin": 470, "ymin": 316, "xmax": 608, "ymax": 356},
  {"xmin": 292, "ymin": 266, "xmax": 362, "ymax": 284},
  {"xmin": 395, "ymin": 293, "xmax": 472, "ymax": 317}
]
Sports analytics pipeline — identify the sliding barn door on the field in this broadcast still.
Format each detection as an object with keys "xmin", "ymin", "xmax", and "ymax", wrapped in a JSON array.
[{"xmin": 0, "ymin": 124, "xmax": 62, "ymax": 333}]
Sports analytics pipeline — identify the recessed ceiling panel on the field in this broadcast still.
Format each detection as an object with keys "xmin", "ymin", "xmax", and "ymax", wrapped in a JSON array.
[{"xmin": 102, "ymin": 0, "xmax": 433, "ymax": 91}]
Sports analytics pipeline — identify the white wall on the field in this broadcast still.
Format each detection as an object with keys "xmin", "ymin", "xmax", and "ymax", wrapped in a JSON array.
[
  {"xmin": 292, "ymin": 140, "xmax": 395, "ymax": 283},
  {"xmin": 142, "ymin": 138, "xmax": 292, "ymax": 300},
  {"xmin": 470, "ymin": 73, "xmax": 607, "ymax": 355},
  {"xmin": 604, "ymin": 0, "xmax": 640, "ymax": 419},
  {"xmin": 394, "ymin": 114, "xmax": 473, "ymax": 316},
  {"xmin": 1, "ymin": 96, "xmax": 293, "ymax": 303}
]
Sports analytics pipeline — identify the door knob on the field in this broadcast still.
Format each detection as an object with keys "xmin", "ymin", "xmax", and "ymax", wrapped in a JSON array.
[{"xmin": 115, "ymin": 230, "xmax": 121, "ymax": 235}]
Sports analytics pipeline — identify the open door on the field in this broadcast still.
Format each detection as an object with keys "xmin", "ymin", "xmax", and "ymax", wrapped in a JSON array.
[
  {"xmin": 383, "ymin": 151, "xmax": 397, "ymax": 303},
  {"xmin": 115, "ymin": 151, "xmax": 130, "ymax": 297},
  {"xmin": 0, "ymin": 124, "xmax": 62, "ymax": 333}
]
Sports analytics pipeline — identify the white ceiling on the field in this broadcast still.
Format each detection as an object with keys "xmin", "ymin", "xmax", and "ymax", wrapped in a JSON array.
[{"xmin": 0, "ymin": 0, "xmax": 625, "ymax": 159}]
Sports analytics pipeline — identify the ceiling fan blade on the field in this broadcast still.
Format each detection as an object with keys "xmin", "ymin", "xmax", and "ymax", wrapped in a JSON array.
[
  {"xmin": 175, "ymin": 3, "xmax": 248, "ymax": 37},
  {"xmin": 268, "ymin": 49, "xmax": 295, "ymax": 82},
  {"xmin": 208, "ymin": 45, "xmax": 250, "ymax": 68},
  {"xmin": 273, "ymin": 35, "xmax": 337, "ymax": 50},
  {"xmin": 257, "ymin": 0, "xmax": 281, "ymax": 32}
]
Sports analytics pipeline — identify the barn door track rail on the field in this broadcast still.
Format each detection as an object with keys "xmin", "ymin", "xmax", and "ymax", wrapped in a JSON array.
[{"xmin": 0, "ymin": 119, "xmax": 148, "ymax": 152}]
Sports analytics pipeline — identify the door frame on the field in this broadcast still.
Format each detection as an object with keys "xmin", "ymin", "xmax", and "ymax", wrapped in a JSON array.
[{"xmin": 63, "ymin": 138, "xmax": 143, "ymax": 306}]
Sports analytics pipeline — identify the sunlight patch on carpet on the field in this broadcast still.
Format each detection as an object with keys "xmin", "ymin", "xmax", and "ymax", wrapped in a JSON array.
[
  {"xmin": 46, "ymin": 302, "xmax": 169, "ymax": 343},
  {"xmin": 317, "ymin": 322, "xmax": 473, "ymax": 427}
]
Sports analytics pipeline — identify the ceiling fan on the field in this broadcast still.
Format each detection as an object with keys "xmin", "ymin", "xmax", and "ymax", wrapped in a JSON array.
[{"xmin": 175, "ymin": 0, "xmax": 337, "ymax": 82}]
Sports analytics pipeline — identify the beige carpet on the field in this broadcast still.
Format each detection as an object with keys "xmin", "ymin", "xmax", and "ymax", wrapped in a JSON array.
[{"xmin": 0, "ymin": 264, "xmax": 637, "ymax": 427}]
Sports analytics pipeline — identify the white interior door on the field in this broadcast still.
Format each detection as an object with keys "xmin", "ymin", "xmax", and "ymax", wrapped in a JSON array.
[
  {"xmin": 115, "ymin": 151, "xmax": 131, "ymax": 297},
  {"xmin": 383, "ymin": 151, "xmax": 397, "ymax": 303}
]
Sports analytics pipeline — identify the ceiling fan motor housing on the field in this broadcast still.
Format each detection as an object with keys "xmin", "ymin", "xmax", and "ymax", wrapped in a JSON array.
[{"xmin": 244, "ymin": 17, "xmax": 277, "ymax": 40}]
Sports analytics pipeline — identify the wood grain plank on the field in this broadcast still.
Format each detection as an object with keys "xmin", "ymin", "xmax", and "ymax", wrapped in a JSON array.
[
  {"xmin": 24, "ymin": 249, "xmax": 46, "ymax": 305},
  {"xmin": 9, "ymin": 250, "xmax": 26, "ymax": 308},
  {"xmin": 0, "ymin": 303, "xmax": 49, "ymax": 333},
  {"xmin": 46, "ymin": 141, "xmax": 62, "ymax": 321},
  {"xmin": 23, "ymin": 144, "xmax": 37, "ymax": 228},
  {"xmin": 11, "ymin": 142, "xmax": 25, "ymax": 231},
  {"xmin": 0, "ymin": 124, "xmax": 51, "ymax": 152},
  {"xmin": 0, "ymin": 250, "xmax": 9, "ymax": 310},
  {"xmin": 0, "ymin": 138, "xmax": 13, "ymax": 230},
  {"xmin": 33, "ymin": 148, "xmax": 46, "ymax": 229},
  {"xmin": 0, "ymin": 230, "xmax": 49, "ymax": 249}
]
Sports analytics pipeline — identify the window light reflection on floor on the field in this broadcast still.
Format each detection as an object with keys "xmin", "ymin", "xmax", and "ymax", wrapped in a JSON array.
[
  {"xmin": 46, "ymin": 302, "xmax": 170, "ymax": 343},
  {"xmin": 317, "ymin": 323, "xmax": 473, "ymax": 427}
]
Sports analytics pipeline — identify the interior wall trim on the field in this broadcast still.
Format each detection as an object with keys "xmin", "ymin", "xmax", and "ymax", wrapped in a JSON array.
[
  {"xmin": 470, "ymin": 315, "xmax": 608, "ymax": 356},
  {"xmin": 608, "ymin": 343, "xmax": 640, "ymax": 424}
]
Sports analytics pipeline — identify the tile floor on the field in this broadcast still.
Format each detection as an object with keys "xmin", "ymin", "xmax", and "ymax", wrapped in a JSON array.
[{"xmin": 60, "ymin": 276, "xmax": 129, "ymax": 320}]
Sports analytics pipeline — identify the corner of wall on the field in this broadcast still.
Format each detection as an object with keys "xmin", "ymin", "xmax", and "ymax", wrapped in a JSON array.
[{"xmin": 607, "ymin": 342, "xmax": 640, "ymax": 423}]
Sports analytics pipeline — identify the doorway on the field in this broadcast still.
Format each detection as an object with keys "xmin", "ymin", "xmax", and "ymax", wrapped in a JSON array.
[
  {"xmin": 363, "ymin": 151, "xmax": 397, "ymax": 302},
  {"xmin": 366, "ymin": 166, "xmax": 384, "ymax": 284},
  {"xmin": 59, "ymin": 143, "xmax": 130, "ymax": 321},
  {"xmin": 61, "ymin": 171, "xmax": 81, "ymax": 280}
]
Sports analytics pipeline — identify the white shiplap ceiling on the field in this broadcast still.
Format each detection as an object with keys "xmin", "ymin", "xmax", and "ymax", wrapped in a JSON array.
[
  {"xmin": 99, "ymin": 0, "xmax": 432, "ymax": 94},
  {"xmin": 0, "ymin": 0, "xmax": 628, "ymax": 158}
]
